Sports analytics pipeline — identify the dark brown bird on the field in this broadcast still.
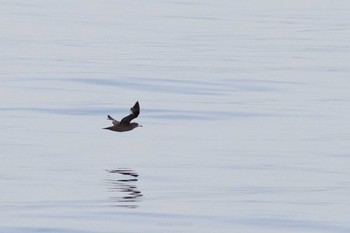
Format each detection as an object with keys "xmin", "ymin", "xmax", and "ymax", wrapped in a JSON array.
[{"xmin": 103, "ymin": 101, "xmax": 142, "ymax": 132}]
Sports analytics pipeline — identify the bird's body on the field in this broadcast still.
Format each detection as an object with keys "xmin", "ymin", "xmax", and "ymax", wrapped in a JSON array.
[{"xmin": 104, "ymin": 101, "xmax": 142, "ymax": 132}]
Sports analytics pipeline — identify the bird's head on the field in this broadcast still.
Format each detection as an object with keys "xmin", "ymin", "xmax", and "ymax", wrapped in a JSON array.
[{"xmin": 131, "ymin": 122, "xmax": 143, "ymax": 129}]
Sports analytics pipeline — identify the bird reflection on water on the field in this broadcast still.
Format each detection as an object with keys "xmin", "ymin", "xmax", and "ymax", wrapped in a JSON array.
[{"xmin": 106, "ymin": 169, "xmax": 142, "ymax": 208}]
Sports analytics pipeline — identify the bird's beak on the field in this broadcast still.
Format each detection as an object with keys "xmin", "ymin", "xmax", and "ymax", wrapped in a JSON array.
[{"xmin": 139, "ymin": 125, "xmax": 143, "ymax": 127}]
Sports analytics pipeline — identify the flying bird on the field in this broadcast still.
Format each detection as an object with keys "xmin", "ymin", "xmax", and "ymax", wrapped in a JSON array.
[{"xmin": 104, "ymin": 101, "xmax": 142, "ymax": 132}]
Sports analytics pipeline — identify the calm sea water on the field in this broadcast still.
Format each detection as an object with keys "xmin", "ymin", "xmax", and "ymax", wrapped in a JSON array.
[{"xmin": 1, "ymin": 1, "xmax": 350, "ymax": 232}]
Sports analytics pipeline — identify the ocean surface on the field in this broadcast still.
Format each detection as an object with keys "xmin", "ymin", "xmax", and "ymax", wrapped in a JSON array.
[{"xmin": 1, "ymin": 1, "xmax": 350, "ymax": 232}]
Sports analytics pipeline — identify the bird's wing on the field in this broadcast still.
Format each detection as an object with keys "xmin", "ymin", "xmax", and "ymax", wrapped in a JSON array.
[
  {"xmin": 120, "ymin": 101, "xmax": 140, "ymax": 124},
  {"xmin": 107, "ymin": 115, "xmax": 120, "ymax": 126}
]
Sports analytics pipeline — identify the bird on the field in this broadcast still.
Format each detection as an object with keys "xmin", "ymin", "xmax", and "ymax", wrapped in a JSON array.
[{"xmin": 103, "ymin": 101, "xmax": 142, "ymax": 132}]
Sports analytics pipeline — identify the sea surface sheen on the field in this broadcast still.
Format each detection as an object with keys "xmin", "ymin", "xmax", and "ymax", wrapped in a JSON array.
[{"xmin": 1, "ymin": 1, "xmax": 350, "ymax": 232}]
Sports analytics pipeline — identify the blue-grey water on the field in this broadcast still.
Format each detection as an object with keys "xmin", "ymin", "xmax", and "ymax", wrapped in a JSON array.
[{"xmin": 1, "ymin": 1, "xmax": 350, "ymax": 232}]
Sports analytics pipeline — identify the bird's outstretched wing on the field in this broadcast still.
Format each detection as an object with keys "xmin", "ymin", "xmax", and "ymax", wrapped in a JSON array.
[
  {"xmin": 120, "ymin": 101, "xmax": 140, "ymax": 124},
  {"xmin": 107, "ymin": 115, "xmax": 120, "ymax": 126}
]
